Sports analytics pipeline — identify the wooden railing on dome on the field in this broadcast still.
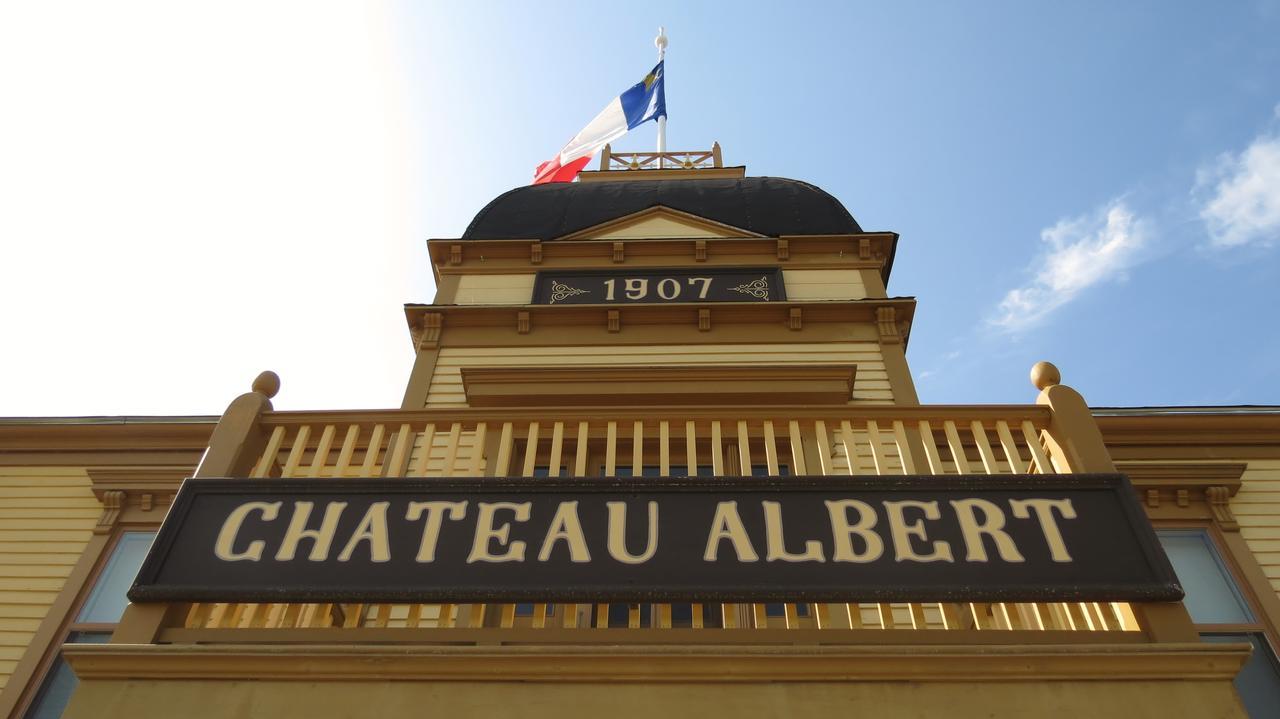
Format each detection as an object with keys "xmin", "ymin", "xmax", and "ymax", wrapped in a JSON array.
[
  {"xmin": 134, "ymin": 400, "xmax": 1165, "ymax": 647},
  {"xmin": 599, "ymin": 143, "xmax": 723, "ymax": 171}
]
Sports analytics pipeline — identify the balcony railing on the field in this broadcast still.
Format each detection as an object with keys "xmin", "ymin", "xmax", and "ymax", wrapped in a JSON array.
[{"xmin": 112, "ymin": 382, "xmax": 1187, "ymax": 647}]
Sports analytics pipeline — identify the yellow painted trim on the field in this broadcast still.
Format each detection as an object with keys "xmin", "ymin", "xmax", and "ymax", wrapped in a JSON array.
[{"xmin": 64, "ymin": 642, "xmax": 1248, "ymax": 683}]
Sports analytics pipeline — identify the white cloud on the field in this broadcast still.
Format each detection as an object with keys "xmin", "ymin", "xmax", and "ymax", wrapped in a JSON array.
[
  {"xmin": 991, "ymin": 202, "xmax": 1147, "ymax": 333},
  {"xmin": 1198, "ymin": 134, "xmax": 1280, "ymax": 249}
]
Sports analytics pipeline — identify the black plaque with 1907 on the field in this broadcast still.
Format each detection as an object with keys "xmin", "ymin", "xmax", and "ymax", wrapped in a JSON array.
[
  {"xmin": 532, "ymin": 267, "xmax": 786, "ymax": 305},
  {"xmin": 128, "ymin": 474, "xmax": 1182, "ymax": 605}
]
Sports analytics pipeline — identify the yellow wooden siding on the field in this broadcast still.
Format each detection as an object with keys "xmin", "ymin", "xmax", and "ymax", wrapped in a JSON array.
[
  {"xmin": 588, "ymin": 215, "xmax": 731, "ymax": 239},
  {"xmin": 454, "ymin": 274, "xmax": 535, "ymax": 305},
  {"xmin": 425, "ymin": 343, "xmax": 894, "ymax": 407},
  {"xmin": 782, "ymin": 269, "xmax": 866, "ymax": 301},
  {"xmin": 1234, "ymin": 459, "xmax": 1280, "ymax": 595},
  {"xmin": 0, "ymin": 468, "xmax": 98, "ymax": 691}
]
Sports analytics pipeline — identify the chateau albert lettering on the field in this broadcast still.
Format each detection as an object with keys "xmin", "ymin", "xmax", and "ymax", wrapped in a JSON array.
[
  {"xmin": 129, "ymin": 475, "xmax": 1182, "ymax": 604},
  {"xmin": 532, "ymin": 268, "xmax": 786, "ymax": 304}
]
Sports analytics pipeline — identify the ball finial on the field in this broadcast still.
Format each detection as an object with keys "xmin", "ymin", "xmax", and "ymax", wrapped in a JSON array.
[
  {"xmin": 1030, "ymin": 361, "xmax": 1061, "ymax": 391},
  {"xmin": 655, "ymin": 26, "xmax": 668, "ymax": 52},
  {"xmin": 252, "ymin": 371, "xmax": 280, "ymax": 399}
]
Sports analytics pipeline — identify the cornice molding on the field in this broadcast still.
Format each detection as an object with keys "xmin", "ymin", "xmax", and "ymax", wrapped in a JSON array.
[{"xmin": 64, "ymin": 642, "xmax": 1248, "ymax": 683}]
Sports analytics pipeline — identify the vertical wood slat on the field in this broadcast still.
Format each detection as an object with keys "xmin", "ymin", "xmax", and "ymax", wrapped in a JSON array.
[
  {"xmin": 440, "ymin": 422, "xmax": 463, "ymax": 476},
  {"xmin": 865, "ymin": 420, "xmax": 889, "ymax": 475},
  {"xmin": 995, "ymin": 421, "xmax": 1026, "ymax": 474},
  {"xmin": 970, "ymin": 421, "xmax": 1000, "ymax": 474},
  {"xmin": 384, "ymin": 424, "xmax": 414, "ymax": 477},
  {"xmin": 691, "ymin": 604, "xmax": 704, "ymax": 629},
  {"xmin": 685, "ymin": 420, "xmax": 698, "ymax": 476},
  {"xmin": 632, "ymin": 421, "xmax": 644, "ymax": 477},
  {"xmin": 359, "ymin": 424, "xmax": 386, "ymax": 477},
  {"xmin": 839, "ymin": 421, "xmax": 862, "ymax": 475},
  {"xmin": 1021, "ymin": 421, "xmax": 1052, "ymax": 474},
  {"xmin": 333, "ymin": 425, "xmax": 360, "ymax": 477},
  {"xmin": 410, "ymin": 423, "xmax": 437, "ymax": 477},
  {"xmin": 548, "ymin": 421, "xmax": 564, "ymax": 478},
  {"xmin": 763, "ymin": 421, "xmax": 780, "ymax": 475},
  {"xmin": 657, "ymin": 603, "xmax": 673, "ymax": 629},
  {"xmin": 736, "ymin": 420, "xmax": 752, "ymax": 474},
  {"xmin": 892, "ymin": 421, "xmax": 917, "ymax": 474},
  {"xmin": 783, "ymin": 603, "xmax": 800, "ymax": 629},
  {"xmin": 521, "ymin": 422, "xmax": 540, "ymax": 477},
  {"xmin": 710, "ymin": 421, "xmax": 724, "ymax": 475},
  {"xmin": 813, "ymin": 420, "xmax": 834, "ymax": 475},
  {"xmin": 659, "ymin": 421, "xmax": 670, "ymax": 476},
  {"xmin": 788, "ymin": 420, "xmax": 807, "ymax": 475},
  {"xmin": 917, "ymin": 421, "xmax": 945, "ymax": 475},
  {"xmin": 467, "ymin": 422, "xmax": 488, "ymax": 476},
  {"xmin": 307, "ymin": 425, "xmax": 337, "ymax": 477},
  {"xmin": 281, "ymin": 425, "xmax": 311, "ymax": 478},
  {"xmin": 251, "ymin": 426, "xmax": 287, "ymax": 478},
  {"xmin": 605, "ymin": 421, "xmax": 618, "ymax": 476},
  {"xmin": 942, "ymin": 420, "xmax": 971, "ymax": 474},
  {"xmin": 494, "ymin": 422, "xmax": 514, "ymax": 477},
  {"xmin": 574, "ymin": 421, "xmax": 589, "ymax": 477}
]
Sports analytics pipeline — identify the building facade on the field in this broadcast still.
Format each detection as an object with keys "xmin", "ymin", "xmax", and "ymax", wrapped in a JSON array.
[{"xmin": 1, "ymin": 149, "xmax": 1277, "ymax": 717}]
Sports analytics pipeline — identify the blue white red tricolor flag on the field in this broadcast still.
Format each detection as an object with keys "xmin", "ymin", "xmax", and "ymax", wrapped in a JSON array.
[{"xmin": 533, "ymin": 62, "xmax": 666, "ymax": 184}]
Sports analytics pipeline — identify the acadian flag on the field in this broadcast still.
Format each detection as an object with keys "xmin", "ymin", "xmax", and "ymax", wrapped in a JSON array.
[{"xmin": 533, "ymin": 61, "xmax": 666, "ymax": 184}]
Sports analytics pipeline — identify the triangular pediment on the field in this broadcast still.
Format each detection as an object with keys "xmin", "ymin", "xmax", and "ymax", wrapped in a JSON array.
[{"xmin": 554, "ymin": 206, "xmax": 765, "ymax": 241}]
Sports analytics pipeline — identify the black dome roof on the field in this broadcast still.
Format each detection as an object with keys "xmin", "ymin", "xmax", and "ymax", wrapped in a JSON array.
[{"xmin": 462, "ymin": 176, "xmax": 862, "ymax": 240}]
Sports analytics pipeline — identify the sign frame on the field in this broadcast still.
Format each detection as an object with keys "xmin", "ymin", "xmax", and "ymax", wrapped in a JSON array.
[
  {"xmin": 531, "ymin": 266, "xmax": 787, "ymax": 305},
  {"xmin": 128, "ymin": 474, "xmax": 1183, "ymax": 605}
]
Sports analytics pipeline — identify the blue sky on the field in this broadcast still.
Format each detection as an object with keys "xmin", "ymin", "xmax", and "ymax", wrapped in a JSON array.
[{"xmin": 1, "ymin": 1, "xmax": 1277, "ymax": 414}]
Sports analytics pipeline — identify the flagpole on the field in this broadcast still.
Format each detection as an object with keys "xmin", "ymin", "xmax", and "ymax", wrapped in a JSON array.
[{"xmin": 655, "ymin": 26, "xmax": 667, "ymax": 168}]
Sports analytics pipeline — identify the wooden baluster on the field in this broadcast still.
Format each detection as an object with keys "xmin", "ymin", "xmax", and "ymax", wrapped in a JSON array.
[
  {"xmin": 658, "ymin": 420, "xmax": 670, "ymax": 476},
  {"xmin": 1020, "ymin": 420, "xmax": 1051, "ymax": 474},
  {"xmin": 493, "ymin": 422, "xmax": 514, "ymax": 476},
  {"xmin": 685, "ymin": 420, "xmax": 698, "ymax": 476},
  {"xmin": 752, "ymin": 604, "xmax": 768, "ymax": 629},
  {"xmin": 892, "ymin": 421, "xmax": 917, "ymax": 474},
  {"xmin": 788, "ymin": 420, "xmax": 807, "ymax": 475},
  {"xmin": 632, "ymin": 420, "xmax": 644, "ymax": 477},
  {"xmin": 605, "ymin": 421, "xmax": 617, "ymax": 476},
  {"xmin": 383, "ymin": 424, "xmax": 413, "ymax": 477},
  {"xmin": 736, "ymin": 420, "xmax": 752, "ymax": 475},
  {"xmin": 467, "ymin": 422, "xmax": 488, "ymax": 477},
  {"xmin": 280, "ymin": 425, "xmax": 311, "ymax": 478},
  {"xmin": 763, "ymin": 420, "xmax": 780, "ymax": 475},
  {"xmin": 522, "ymin": 422, "xmax": 541, "ymax": 477},
  {"xmin": 307, "ymin": 425, "xmax": 336, "ymax": 477},
  {"xmin": 251, "ymin": 426, "xmax": 286, "ymax": 478},
  {"xmin": 548, "ymin": 421, "xmax": 564, "ymax": 478},
  {"xmin": 908, "ymin": 603, "xmax": 928, "ymax": 629},
  {"xmin": 710, "ymin": 421, "xmax": 724, "ymax": 475},
  {"xmin": 332, "ymin": 425, "xmax": 360, "ymax": 478},
  {"xmin": 839, "ymin": 420, "xmax": 863, "ymax": 475},
  {"xmin": 784, "ymin": 603, "xmax": 800, "ymax": 629},
  {"xmin": 995, "ymin": 421, "xmax": 1026, "ymax": 474},
  {"xmin": 970, "ymin": 421, "xmax": 1000, "ymax": 474},
  {"xmin": 917, "ymin": 421, "xmax": 946, "ymax": 475},
  {"xmin": 942, "ymin": 420, "xmax": 970, "ymax": 474},
  {"xmin": 410, "ymin": 423, "xmax": 436, "ymax": 477},
  {"xmin": 441, "ymin": 422, "xmax": 463, "ymax": 476},
  {"xmin": 691, "ymin": 604, "xmax": 704, "ymax": 629},
  {"xmin": 657, "ymin": 603, "xmax": 673, "ymax": 629},
  {"xmin": 865, "ymin": 420, "xmax": 889, "ymax": 475},
  {"xmin": 877, "ymin": 603, "xmax": 896, "ymax": 629},
  {"xmin": 813, "ymin": 420, "xmax": 834, "ymax": 476},
  {"xmin": 359, "ymin": 424, "xmax": 385, "ymax": 477},
  {"xmin": 574, "ymin": 421, "xmax": 589, "ymax": 478},
  {"xmin": 438, "ymin": 603, "xmax": 455, "ymax": 628}
]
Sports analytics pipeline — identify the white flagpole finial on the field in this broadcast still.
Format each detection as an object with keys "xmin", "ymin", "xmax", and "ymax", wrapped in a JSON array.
[{"xmin": 655, "ymin": 27, "xmax": 668, "ymax": 60}]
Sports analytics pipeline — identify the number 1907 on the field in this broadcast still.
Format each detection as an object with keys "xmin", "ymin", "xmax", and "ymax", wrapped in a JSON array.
[{"xmin": 602, "ymin": 277, "xmax": 713, "ymax": 301}]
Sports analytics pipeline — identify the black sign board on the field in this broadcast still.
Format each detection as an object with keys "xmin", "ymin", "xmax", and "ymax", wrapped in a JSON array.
[
  {"xmin": 532, "ymin": 268, "xmax": 786, "ymax": 305},
  {"xmin": 129, "ymin": 474, "xmax": 1181, "ymax": 604}
]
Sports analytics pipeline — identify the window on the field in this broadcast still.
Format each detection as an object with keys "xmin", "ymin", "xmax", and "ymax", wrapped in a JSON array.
[
  {"xmin": 23, "ymin": 531, "xmax": 155, "ymax": 719},
  {"xmin": 1157, "ymin": 529, "xmax": 1280, "ymax": 718}
]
